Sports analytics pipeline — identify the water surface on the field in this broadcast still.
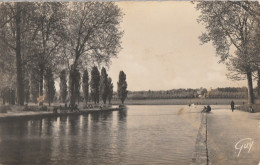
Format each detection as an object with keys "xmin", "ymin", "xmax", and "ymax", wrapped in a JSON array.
[{"xmin": 0, "ymin": 105, "xmax": 200, "ymax": 165}]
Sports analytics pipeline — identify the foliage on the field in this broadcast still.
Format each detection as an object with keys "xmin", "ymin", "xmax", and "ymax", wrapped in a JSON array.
[
  {"xmin": 100, "ymin": 67, "xmax": 109, "ymax": 104},
  {"xmin": 61, "ymin": 2, "xmax": 123, "ymax": 69},
  {"xmin": 60, "ymin": 2, "xmax": 123, "ymax": 105},
  {"xmin": 117, "ymin": 71, "xmax": 128, "ymax": 104},
  {"xmin": 107, "ymin": 77, "xmax": 113, "ymax": 104},
  {"xmin": 82, "ymin": 69, "xmax": 89, "ymax": 105},
  {"xmin": 30, "ymin": 68, "xmax": 40, "ymax": 104},
  {"xmin": 90, "ymin": 66, "xmax": 100, "ymax": 104},
  {"xmin": 0, "ymin": 2, "xmax": 123, "ymax": 106},
  {"xmin": 119, "ymin": 87, "xmax": 248, "ymax": 100},
  {"xmin": 69, "ymin": 68, "xmax": 81, "ymax": 105},
  {"xmin": 24, "ymin": 77, "xmax": 30, "ymax": 104},
  {"xmin": 45, "ymin": 68, "xmax": 56, "ymax": 106},
  {"xmin": 59, "ymin": 69, "xmax": 68, "ymax": 103},
  {"xmin": 0, "ymin": 3, "xmax": 33, "ymax": 105},
  {"xmin": 196, "ymin": 1, "xmax": 259, "ymax": 104},
  {"xmin": 25, "ymin": 2, "xmax": 67, "ymax": 105}
]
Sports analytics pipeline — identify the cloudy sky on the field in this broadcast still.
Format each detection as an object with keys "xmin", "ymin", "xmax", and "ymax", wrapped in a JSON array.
[{"xmin": 107, "ymin": 1, "xmax": 246, "ymax": 91}]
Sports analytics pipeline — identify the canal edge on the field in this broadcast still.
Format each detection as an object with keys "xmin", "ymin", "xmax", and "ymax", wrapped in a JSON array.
[{"xmin": 191, "ymin": 112, "xmax": 208, "ymax": 165}]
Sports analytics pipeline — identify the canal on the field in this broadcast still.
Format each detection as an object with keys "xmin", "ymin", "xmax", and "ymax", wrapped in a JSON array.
[{"xmin": 0, "ymin": 105, "xmax": 201, "ymax": 164}]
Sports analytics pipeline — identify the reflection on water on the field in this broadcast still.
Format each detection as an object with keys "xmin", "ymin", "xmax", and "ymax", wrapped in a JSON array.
[{"xmin": 0, "ymin": 105, "xmax": 200, "ymax": 164}]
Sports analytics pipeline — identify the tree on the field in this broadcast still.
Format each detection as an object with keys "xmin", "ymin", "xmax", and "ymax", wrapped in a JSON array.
[
  {"xmin": 69, "ymin": 67, "xmax": 81, "ymax": 105},
  {"xmin": 75, "ymin": 69, "xmax": 81, "ymax": 103},
  {"xmin": 90, "ymin": 66, "xmax": 100, "ymax": 104},
  {"xmin": 30, "ymin": 68, "xmax": 39, "ymax": 104},
  {"xmin": 82, "ymin": 69, "xmax": 89, "ymax": 105},
  {"xmin": 0, "ymin": 2, "xmax": 32, "ymax": 105},
  {"xmin": 25, "ymin": 2, "xmax": 67, "ymax": 105},
  {"xmin": 45, "ymin": 68, "xmax": 56, "ymax": 106},
  {"xmin": 248, "ymin": 21, "xmax": 260, "ymax": 97},
  {"xmin": 100, "ymin": 67, "xmax": 109, "ymax": 104},
  {"xmin": 107, "ymin": 77, "xmax": 113, "ymax": 104},
  {"xmin": 62, "ymin": 2, "xmax": 123, "ymax": 106},
  {"xmin": 117, "ymin": 71, "xmax": 127, "ymax": 104},
  {"xmin": 196, "ymin": 1, "xmax": 259, "ymax": 104},
  {"xmin": 0, "ymin": 2, "xmax": 67, "ymax": 106},
  {"xmin": 24, "ymin": 77, "xmax": 30, "ymax": 104},
  {"xmin": 0, "ymin": 46, "xmax": 16, "ymax": 104},
  {"xmin": 60, "ymin": 69, "xmax": 68, "ymax": 103}
]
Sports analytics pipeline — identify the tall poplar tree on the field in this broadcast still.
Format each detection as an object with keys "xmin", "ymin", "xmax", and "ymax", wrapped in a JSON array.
[
  {"xmin": 100, "ymin": 67, "xmax": 109, "ymax": 104},
  {"xmin": 117, "ymin": 71, "xmax": 127, "ymax": 104},
  {"xmin": 82, "ymin": 69, "xmax": 89, "ymax": 105},
  {"xmin": 90, "ymin": 66, "xmax": 100, "ymax": 104},
  {"xmin": 45, "ymin": 68, "xmax": 56, "ymax": 106},
  {"xmin": 31, "ymin": 68, "xmax": 40, "ymax": 104},
  {"xmin": 69, "ymin": 68, "xmax": 81, "ymax": 105},
  {"xmin": 107, "ymin": 77, "xmax": 113, "ymax": 104},
  {"xmin": 60, "ymin": 69, "xmax": 68, "ymax": 103}
]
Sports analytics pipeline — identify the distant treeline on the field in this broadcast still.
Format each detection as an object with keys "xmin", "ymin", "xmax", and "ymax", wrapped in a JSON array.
[
  {"xmin": 208, "ymin": 87, "xmax": 248, "ymax": 99},
  {"xmin": 113, "ymin": 87, "xmax": 251, "ymax": 100}
]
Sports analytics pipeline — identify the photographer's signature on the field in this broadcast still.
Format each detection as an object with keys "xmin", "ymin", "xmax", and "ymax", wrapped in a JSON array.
[{"xmin": 235, "ymin": 138, "xmax": 254, "ymax": 157}]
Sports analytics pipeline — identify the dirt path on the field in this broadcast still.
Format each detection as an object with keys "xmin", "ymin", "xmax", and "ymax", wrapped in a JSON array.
[{"xmin": 207, "ymin": 109, "xmax": 260, "ymax": 165}]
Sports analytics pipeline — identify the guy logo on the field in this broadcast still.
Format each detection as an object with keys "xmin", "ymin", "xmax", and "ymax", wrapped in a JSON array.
[{"xmin": 234, "ymin": 138, "xmax": 254, "ymax": 157}]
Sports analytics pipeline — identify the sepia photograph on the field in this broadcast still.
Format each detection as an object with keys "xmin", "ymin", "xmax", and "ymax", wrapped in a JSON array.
[{"xmin": 0, "ymin": 1, "xmax": 259, "ymax": 164}]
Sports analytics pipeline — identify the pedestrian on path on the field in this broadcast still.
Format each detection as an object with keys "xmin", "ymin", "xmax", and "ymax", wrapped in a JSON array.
[{"xmin": 231, "ymin": 100, "xmax": 235, "ymax": 112}]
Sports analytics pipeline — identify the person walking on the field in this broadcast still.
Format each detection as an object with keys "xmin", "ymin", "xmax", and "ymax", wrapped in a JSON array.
[{"xmin": 231, "ymin": 100, "xmax": 235, "ymax": 112}]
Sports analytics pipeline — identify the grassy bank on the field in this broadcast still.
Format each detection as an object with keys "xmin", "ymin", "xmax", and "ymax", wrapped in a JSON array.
[{"xmin": 112, "ymin": 98, "xmax": 248, "ymax": 105}]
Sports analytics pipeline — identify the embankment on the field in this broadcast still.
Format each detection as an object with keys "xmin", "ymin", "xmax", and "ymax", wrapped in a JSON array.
[{"xmin": 191, "ymin": 112, "xmax": 208, "ymax": 165}]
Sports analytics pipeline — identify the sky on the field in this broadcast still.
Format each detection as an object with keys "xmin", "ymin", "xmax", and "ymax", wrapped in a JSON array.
[{"xmin": 107, "ymin": 1, "xmax": 246, "ymax": 91}]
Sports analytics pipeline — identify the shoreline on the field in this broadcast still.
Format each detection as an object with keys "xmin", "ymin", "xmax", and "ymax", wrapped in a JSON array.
[
  {"xmin": 112, "ymin": 98, "xmax": 249, "ymax": 105},
  {"xmin": 191, "ymin": 112, "xmax": 208, "ymax": 165},
  {"xmin": 0, "ymin": 102, "xmax": 258, "ymax": 121},
  {"xmin": 0, "ymin": 107, "xmax": 121, "ymax": 121}
]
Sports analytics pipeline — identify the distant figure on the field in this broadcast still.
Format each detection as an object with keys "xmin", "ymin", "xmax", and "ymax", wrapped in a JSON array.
[
  {"xmin": 74, "ymin": 104, "xmax": 79, "ymax": 112},
  {"xmin": 231, "ymin": 100, "xmax": 235, "ymax": 112},
  {"xmin": 249, "ymin": 106, "xmax": 254, "ymax": 113},
  {"xmin": 201, "ymin": 105, "xmax": 211, "ymax": 113},
  {"xmin": 207, "ymin": 105, "xmax": 211, "ymax": 112},
  {"xmin": 201, "ymin": 106, "xmax": 207, "ymax": 113},
  {"xmin": 53, "ymin": 107, "xmax": 58, "ymax": 114}
]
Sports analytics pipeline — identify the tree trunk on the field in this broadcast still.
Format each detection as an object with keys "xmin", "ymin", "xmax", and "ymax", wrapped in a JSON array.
[
  {"xmin": 48, "ymin": 89, "xmax": 51, "ymax": 106},
  {"xmin": 69, "ymin": 53, "xmax": 80, "ymax": 106},
  {"xmin": 257, "ymin": 68, "xmax": 260, "ymax": 98},
  {"xmin": 8, "ymin": 89, "xmax": 11, "ymax": 104},
  {"xmin": 15, "ymin": 3, "xmax": 24, "ymax": 106},
  {"xmin": 39, "ymin": 67, "xmax": 44, "ymax": 106},
  {"xmin": 69, "ymin": 69, "xmax": 76, "ymax": 106},
  {"xmin": 247, "ymin": 71, "xmax": 254, "ymax": 105}
]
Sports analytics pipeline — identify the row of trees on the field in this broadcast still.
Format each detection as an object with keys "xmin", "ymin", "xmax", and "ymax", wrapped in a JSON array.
[
  {"xmin": 196, "ymin": 1, "xmax": 260, "ymax": 104},
  {"xmin": 60, "ymin": 68, "xmax": 128, "ymax": 105},
  {"xmin": 126, "ymin": 87, "xmax": 249, "ymax": 100},
  {"xmin": 59, "ymin": 66, "xmax": 115, "ymax": 105},
  {"xmin": 0, "ymin": 2, "xmax": 124, "ymax": 106}
]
